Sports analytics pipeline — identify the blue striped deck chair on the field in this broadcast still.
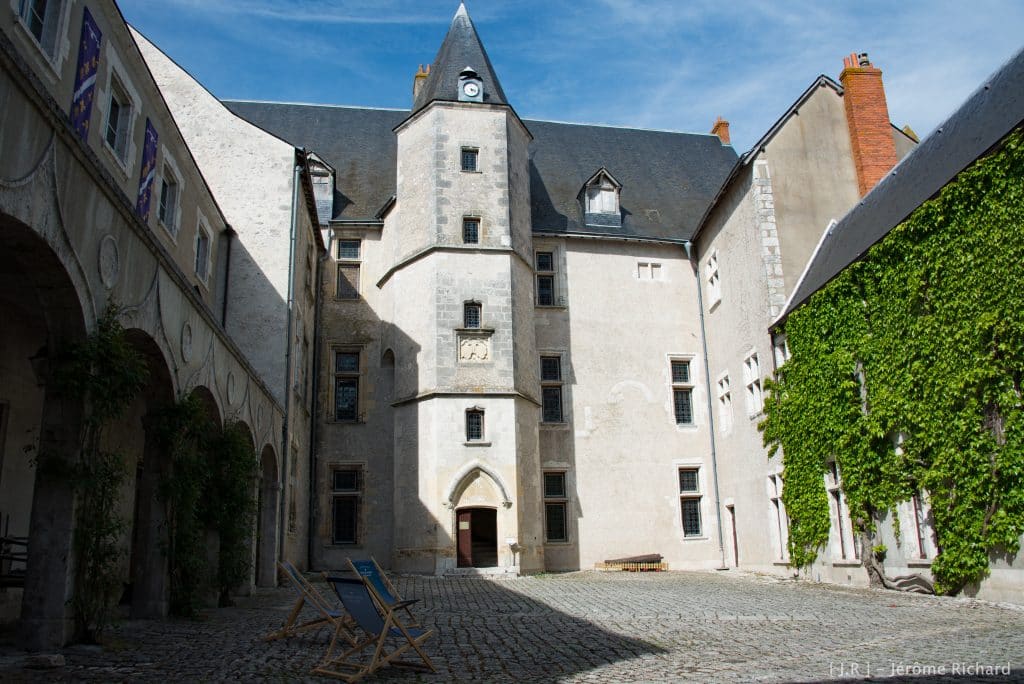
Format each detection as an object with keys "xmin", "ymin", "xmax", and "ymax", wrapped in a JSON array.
[
  {"xmin": 346, "ymin": 557, "xmax": 420, "ymax": 626},
  {"xmin": 313, "ymin": 577, "xmax": 435, "ymax": 682},
  {"xmin": 264, "ymin": 561, "xmax": 354, "ymax": 643}
]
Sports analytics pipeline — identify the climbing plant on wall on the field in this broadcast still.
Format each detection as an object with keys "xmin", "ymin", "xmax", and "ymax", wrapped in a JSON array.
[
  {"xmin": 207, "ymin": 421, "xmax": 258, "ymax": 606},
  {"xmin": 761, "ymin": 129, "xmax": 1024, "ymax": 594},
  {"xmin": 53, "ymin": 303, "xmax": 148, "ymax": 642}
]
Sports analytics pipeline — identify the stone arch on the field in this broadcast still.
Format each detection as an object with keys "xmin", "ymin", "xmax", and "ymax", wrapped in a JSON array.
[
  {"xmin": 0, "ymin": 214, "xmax": 87, "ymax": 647},
  {"xmin": 444, "ymin": 461, "xmax": 513, "ymax": 509},
  {"xmin": 118, "ymin": 328, "xmax": 176, "ymax": 620},
  {"xmin": 255, "ymin": 444, "xmax": 279, "ymax": 587},
  {"xmin": 187, "ymin": 384, "xmax": 223, "ymax": 430}
]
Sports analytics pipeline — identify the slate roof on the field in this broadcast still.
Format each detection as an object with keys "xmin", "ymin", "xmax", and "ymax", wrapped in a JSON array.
[
  {"xmin": 224, "ymin": 99, "xmax": 738, "ymax": 241},
  {"xmin": 411, "ymin": 3, "xmax": 508, "ymax": 114},
  {"xmin": 777, "ymin": 46, "xmax": 1024, "ymax": 324}
]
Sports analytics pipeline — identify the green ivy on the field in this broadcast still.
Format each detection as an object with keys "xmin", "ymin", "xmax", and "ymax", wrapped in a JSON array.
[
  {"xmin": 208, "ymin": 421, "xmax": 258, "ymax": 607},
  {"xmin": 761, "ymin": 129, "xmax": 1024, "ymax": 594},
  {"xmin": 53, "ymin": 303, "xmax": 148, "ymax": 642}
]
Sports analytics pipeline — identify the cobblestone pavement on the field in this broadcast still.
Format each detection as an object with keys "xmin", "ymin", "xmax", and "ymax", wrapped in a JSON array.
[{"xmin": 1, "ymin": 570, "xmax": 1023, "ymax": 682}]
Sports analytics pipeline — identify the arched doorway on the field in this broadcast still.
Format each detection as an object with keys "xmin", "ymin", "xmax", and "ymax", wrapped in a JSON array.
[
  {"xmin": 255, "ymin": 445, "xmax": 279, "ymax": 587},
  {"xmin": 456, "ymin": 508, "xmax": 498, "ymax": 568}
]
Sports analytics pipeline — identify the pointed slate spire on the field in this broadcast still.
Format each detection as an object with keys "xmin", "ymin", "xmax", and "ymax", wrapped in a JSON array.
[{"xmin": 412, "ymin": 3, "xmax": 509, "ymax": 111}]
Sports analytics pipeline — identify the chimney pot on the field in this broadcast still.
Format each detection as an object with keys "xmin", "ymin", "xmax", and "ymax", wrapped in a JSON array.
[
  {"xmin": 413, "ymin": 64, "xmax": 431, "ymax": 102},
  {"xmin": 710, "ymin": 116, "xmax": 731, "ymax": 145},
  {"xmin": 857, "ymin": 52, "xmax": 871, "ymax": 67}
]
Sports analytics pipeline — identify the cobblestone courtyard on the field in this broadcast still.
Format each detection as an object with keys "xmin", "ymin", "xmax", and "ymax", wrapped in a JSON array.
[{"xmin": 1, "ymin": 570, "xmax": 1022, "ymax": 682}]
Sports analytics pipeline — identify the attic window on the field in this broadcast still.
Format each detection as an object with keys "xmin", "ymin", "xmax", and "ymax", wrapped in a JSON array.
[
  {"xmin": 309, "ymin": 159, "xmax": 334, "ymax": 225},
  {"xmin": 586, "ymin": 181, "xmax": 617, "ymax": 214}
]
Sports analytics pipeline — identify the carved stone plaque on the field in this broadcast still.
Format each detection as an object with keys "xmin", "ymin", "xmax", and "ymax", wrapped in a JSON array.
[
  {"xmin": 459, "ymin": 336, "xmax": 490, "ymax": 362},
  {"xmin": 98, "ymin": 235, "xmax": 119, "ymax": 288}
]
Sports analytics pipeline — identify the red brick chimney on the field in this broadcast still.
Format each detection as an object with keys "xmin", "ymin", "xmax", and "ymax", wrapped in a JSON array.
[
  {"xmin": 840, "ymin": 52, "xmax": 898, "ymax": 196},
  {"xmin": 710, "ymin": 116, "xmax": 730, "ymax": 145}
]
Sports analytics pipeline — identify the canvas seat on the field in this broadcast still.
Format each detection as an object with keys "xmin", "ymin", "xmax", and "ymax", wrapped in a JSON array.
[
  {"xmin": 264, "ymin": 560, "xmax": 354, "ymax": 642},
  {"xmin": 345, "ymin": 557, "xmax": 421, "ymax": 626},
  {"xmin": 313, "ymin": 577, "xmax": 436, "ymax": 682}
]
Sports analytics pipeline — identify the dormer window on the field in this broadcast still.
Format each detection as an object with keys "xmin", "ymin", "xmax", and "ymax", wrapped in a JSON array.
[
  {"xmin": 308, "ymin": 155, "xmax": 335, "ymax": 225},
  {"xmin": 582, "ymin": 168, "xmax": 622, "ymax": 228}
]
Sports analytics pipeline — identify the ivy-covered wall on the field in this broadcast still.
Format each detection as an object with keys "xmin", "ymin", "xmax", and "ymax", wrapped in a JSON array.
[{"xmin": 761, "ymin": 129, "xmax": 1024, "ymax": 594}]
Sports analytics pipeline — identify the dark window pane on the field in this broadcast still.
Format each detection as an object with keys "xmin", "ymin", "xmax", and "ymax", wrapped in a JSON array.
[
  {"xmin": 545, "ymin": 502, "xmax": 567, "ymax": 542},
  {"xmin": 536, "ymin": 251, "xmax": 554, "ymax": 272},
  {"xmin": 464, "ymin": 303, "xmax": 481, "ymax": 328},
  {"xmin": 542, "ymin": 387, "xmax": 563, "ymax": 423},
  {"xmin": 463, "ymin": 219, "xmax": 479, "ymax": 243},
  {"xmin": 335, "ymin": 352, "xmax": 359, "ymax": 373},
  {"xmin": 337, "ymin": 264, "xmax": 360, "ymax": 299},
  {"xmin": 537, "ymin": 275, "xmax": 554, "ymax": 306},
  {"xmin": 678, "ymin": 469, "xmax": 699, "ymax": 493},
  {"xmin": 466, "ymin": 411, "xmax": 483, "ymax": 441},
  {"xmin": 333, "ymin": 470, "xmax": 360, "ymax": 491},
  {"xmin": 544, "ymin": 472, "xmax": 565, "ymax": 498},
  {"xmin": 335, "ymin": 378, "xmax": 358, "ymax": 421},
  {"xmin": 674, "ymin": 388, "xmax": 693, "ymax": 424},
  {"xmin": 681, "ymin": 498, "xmax": 702, "ymax": 537},
  {"xmin": 541, "ymin": 356, "xmax": 561, "ymax": 381},
  {"xmin": 461, "ymin": 149, "xmax": 478, "ymax": 172},
  {"xmin": 671, "ymin": 360, "xmax": 690, "ymax": 384},
  {"xmin": 338, "ymin": 240, "xmax": 360, "ymax": 260},
  {"xmin": 333, "ymin": 496, "xmax": 358, "ymax": 544},
  {"xmin": 106, "ymin": 97, "xmax": 121, "ymax": 148}
]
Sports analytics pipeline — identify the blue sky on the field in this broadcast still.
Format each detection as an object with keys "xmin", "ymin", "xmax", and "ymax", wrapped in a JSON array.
[{"xmin": 120, "ymin": 0, "xmax": 1024, "ymax": 152}]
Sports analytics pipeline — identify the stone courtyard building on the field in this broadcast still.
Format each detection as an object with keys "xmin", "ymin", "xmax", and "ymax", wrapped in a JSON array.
[{"xmin": 2, "ymin": 0, "xmax": 1022, "ymax": 651}]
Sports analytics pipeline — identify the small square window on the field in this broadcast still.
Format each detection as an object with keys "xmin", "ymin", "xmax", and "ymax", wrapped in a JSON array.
[
  {"xmin": 541, "ymin": 356, "xmax": 561, "ymax": 382},
  {"xmin": 335, "ymin": 352, "xmax": 359, "ymax": 373},
  {"xmin": 671, "ymin": 360, "xmax": 690, "ymax": 384},
  {"xmin": 461, "ymin": 148, "xmax": 478, "ymax": 172},
  {"xmin": 679, "ymin": 469, "xmax": 699, "ymax": 493},
  {"xmin": 463, "ymin": 302, "xmax": 481, "ymax": 329},
  {"xmin": 536, "ymin": 252, "xmax": 554, "ymax": 272},
  {"xmin": 338, "ymin": 239, "xmax": 360, "ymax": 260},
  {"xmin": 333, "ymin": 469, "xmax": 360, "ymax": 491},
  {"xmin": 463, "ymin": 217, "xmax": 480, "ymax": 244},
  {"xmin": 544, "ymin": 472, "xmax": 566, "ymax": 498}
]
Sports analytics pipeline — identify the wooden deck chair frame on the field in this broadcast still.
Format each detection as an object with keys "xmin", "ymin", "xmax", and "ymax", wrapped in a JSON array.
[
  {"xmin": 345, "ymin": 557, "xmax": 421, "ymax": 626},
  {"xmin": 264, "ymin": 561, "xmax": 355, "ymax": 643},
  {"xmin": 313, "ymin": 577, "xmax": 435, "ymax": 682}
]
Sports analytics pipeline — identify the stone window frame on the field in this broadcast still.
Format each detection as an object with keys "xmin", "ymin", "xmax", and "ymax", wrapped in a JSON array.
[
  {"xmin": 331, "ymin": 466, "xmax": 363, "ymax": 545},
  {"xmin": 332, "ymin": 347, "xmax": 362, "ymax": 423},
  {"xmin": 637, "ymin": 261, "xmax": 663, "ymax": 281},
  {"xmin": 540, "ymin": 353, "xmax": 565, "ymax": 424},
  {"xmin": 336, "ymin": 239, "xmax": 361, "ymax": 300},
  {"xmin": 705, "ymin": 249, "xmax": 721, "ymax": 309},
  {"xmin": 96, "ymin": 45, "xmax": 142, "ymax": 178},
  {"xmin": 464, "ymin": 407, "xmax": 486, "ymax": 444},
  {"xmin": 463, "ymin": 301, "xmax": 482, "ymax": 329},
  {"xmin": 767, "ymin": 471, "xmax": 790, "ymax": 562},
  {"xmin": 462, "ymin": 216, "xmax": 481, "ymax": 244},
  {"xmin": 543, "ymin": 470, "xmax": 569, "ymax": 543},
  {"xmin": 14, "ymin": 0, "xmax": 72, "ymax": 76},
  {"xmin": 157, "ymin": 146, "xmax": 185, "ymax": 240},
  {"xmin": 677, "ymin": 466, "xmax": 704, "ymax": 539},
  {"xmin": 193, "ymin": 212, "xmax": 212, "ymax": 287},
  {"xmin": 716, "ymin": 370, "xmax": 733, "ymax": 435},
  {"xmin": 743, "ymin": 350, "xmax": 763, "ymax": 417},
  {"xmin": 460, "ymin": 146, "xmax": 479, "ymax": 173},
  {"xmin": 825, "ymin": 460, "xmax": 859, "ymax": 562},
  {"xmin": 669, "ymin": 355, "xmax": 695, "ymax": 427}
]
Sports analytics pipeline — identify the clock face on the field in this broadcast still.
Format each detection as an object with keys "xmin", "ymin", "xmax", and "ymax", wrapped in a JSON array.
[{"xmin": 464, "ymin": 82, "xmax": 480, "ymax": 97}]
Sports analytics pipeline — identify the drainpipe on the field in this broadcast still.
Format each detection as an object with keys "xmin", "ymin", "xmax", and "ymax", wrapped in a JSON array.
[
  {"xmin": 307, "ymin": 244, "xmax": 325, "ymax": 568},
  {"xmin": 278, "ymin": 161, "xmax": 301, "ymax": 562},
  {"xmin": 683, "ymin": 240, "xmax": 727, "ymax": 570},
  {"xmin": 220, "ymin": 224, "xmax": 235, "ymax": 328}
]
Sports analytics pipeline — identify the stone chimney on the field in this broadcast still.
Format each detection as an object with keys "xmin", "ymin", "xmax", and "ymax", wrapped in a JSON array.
[
  {"xmin": 413, "ymin": 64, "xmax": 431, "ymax": 102},
  {"xmin": 710, "ymin": 116, "xmax": 730, "ymax": 145},
  {"xmin": 840, "ymin": 52, "xmax": 898, "ymax": 196}
]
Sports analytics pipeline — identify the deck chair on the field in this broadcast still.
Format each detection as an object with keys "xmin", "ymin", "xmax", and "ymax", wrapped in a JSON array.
[
  {"xmin": 264, "ymin": 561, "xmax": 354, "ymax": 642},
  {"xmin": 346, "ymin": 557, "xmax": 420, "ymax": 626},
  {"xmin": 313, "ymin": 577, "xmax": 435, "ymax": 682}
]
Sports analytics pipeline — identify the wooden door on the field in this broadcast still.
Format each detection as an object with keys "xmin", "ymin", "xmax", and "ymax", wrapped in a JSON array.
[{"xmin": 456, "ymin": 509, "xmax": 472, "ymax": 567}]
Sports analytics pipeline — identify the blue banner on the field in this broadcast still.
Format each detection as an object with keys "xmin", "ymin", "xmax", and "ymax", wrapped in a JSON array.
[
  {"xmin": 136, "ymin": 119, "xmax": 159, "ymax": 219},
  {"xmin": 70, "ymin": 7, "xmax": 102, "ymax": 141}
]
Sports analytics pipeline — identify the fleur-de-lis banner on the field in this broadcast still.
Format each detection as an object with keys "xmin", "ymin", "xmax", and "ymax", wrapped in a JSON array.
[
  {"xmin": 136, "ymin": 119, "xmax": 159, "ymax": 219},
  {"xmin": 70, "ymin": 7, "xmax": 102, "ymax": 141}
]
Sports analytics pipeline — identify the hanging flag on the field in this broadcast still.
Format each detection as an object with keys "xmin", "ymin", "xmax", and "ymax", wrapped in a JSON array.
[
  {"xmin": 70, "ymin": 7, "xmax": 102, "ymax": 141},
  {"xmin": 136, "ymin": 119, "xmax": 159, "ymax": 219}
]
